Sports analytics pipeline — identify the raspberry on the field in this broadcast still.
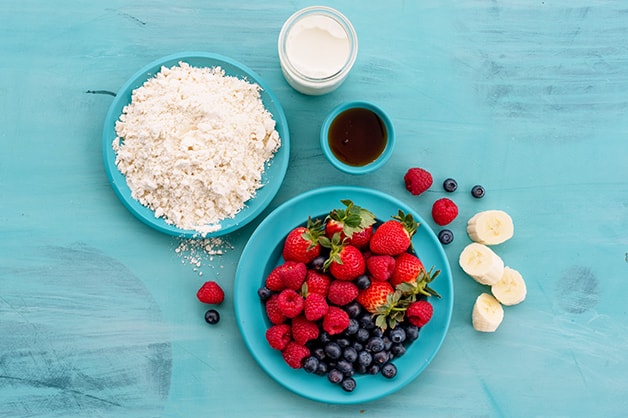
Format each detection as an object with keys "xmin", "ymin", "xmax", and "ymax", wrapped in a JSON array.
[
  {"xmin": 277, "ymin": 261, "xmax": 307, "ymax": 290},
  {"xmin": 327, "ymin": 280, "xmax": 359, "ymax": 307},
  {"xmin": 304, "ymin": 270, "xmax": 331, "ymax": 297},
  {"xmin": 265, "ymin": 266, "xmax": 285, "ymax": 292},
  {"xmin": 431, "ymin": 198, "xmax": 458, "ymax": 226},
  {"xmin": 265, "ymin": 324, "xmax": 292, "ymax": 350},
  {"xmin": 365, "ymin": 255, "xmax": 396, "ymax": 281},
  {"xmin": 282, "ymin": 342, "xmax": 310, "ymax": 369},
  {"xmin": 276, "ymin": 289, "xmax": 305, "ymax": 318},
  {"xmin": 304, "ymin": 293, "xmax": 329, "ymax": 321},
  {"xmin": 196, "ymin": 281, "xmax": 224, "ymax": 305},
  {"xmin": 265, "ymin": 294, "xmax": 287, "ymax": 325},
  {"xmin": 291, "ymin": 315, "xmax": 320, "ymax": 345},
  {"xmin": 406, "ymin": 300, "xmax": 433, "ymax": 327},
  {"xmin": 322, "ymin": 306, "xmax": 350, "ymax": 335},
  {"xmin": 404, "ymin": 167, "xmax": 433, "ymax": 196}
]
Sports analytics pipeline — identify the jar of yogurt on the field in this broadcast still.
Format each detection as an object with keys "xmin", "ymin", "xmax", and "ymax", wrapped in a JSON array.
[{"xmin": 278, "ymin": 6, "xmax": 358, "ymax": 95}]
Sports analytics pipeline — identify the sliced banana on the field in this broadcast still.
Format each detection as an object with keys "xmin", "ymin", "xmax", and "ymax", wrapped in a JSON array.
[
  {"xmin": 491, "ymin": 266, "xmax": 526, "ymax": 306},
  {"xmin": 467, "ymin": 210, "xmax": 514, "ymax": 245},
  {"xmin": 458, "ymin": 242, "xmax": 504, "ymax": 285},
  {"xmin": 472, "ymin": 293, "xmax": 504, "ymax": 332}
]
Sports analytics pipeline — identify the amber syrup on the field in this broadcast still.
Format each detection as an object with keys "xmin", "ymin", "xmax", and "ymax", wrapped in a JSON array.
[{"xmin": 328, "ymin": 107, "xmax": 387, "ymax": 167}]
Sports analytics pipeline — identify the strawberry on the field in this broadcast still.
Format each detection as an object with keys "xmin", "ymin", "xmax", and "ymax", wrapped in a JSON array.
[
  {"xmin": 325, "ymin": 199, "xmax": 376, "ymax": 238},
  {"xmin": 282, "ymin": 342, "xmax": 310, "ymax": 369},
  {"xmin": 369, "ymin": 210, "xmax": 418, "ymax": 256},
  {"xmin": 196, "ymin": 281, "xmax": 224, "ymax": 305},
  {"xmin": 322, "ymin": 306, "xmax": 350, "ymax": 335},
  {"xmin": 320, "ymin": 233, "xmax": 365, "ymax": 281},
  {"xmin": 346, "ymin": 225, "xmax": 373, "ymax": 249},
  {"xmin": 291, "ymin": 315, "xmax": 319, "ymax": 345},
  {"xmin": 327, "ymin": 280, "xmax": 359, "ymax": 307},
  {"xmin": 265, "ymin": 294, "xmax": 287, "ymax": 325},
  {"xmin": 303, "ymin": 292, "xmax": 329, "ymax": 321},
  {"xmin": 356, "ymin": 281, "xmax": 395, "ymax": 314},
  {"xmin": 404, "ymin": 167, "xmax": 433, "ymax": 196},
  {"xmin": 277, "ymin": 261, "xmax": 307, "ymax": 290},
  {"xmin": 304, "ymin": 269, "xmax": 331, "ymax": 297},
  {"xmin": 265, "ymin": 324, "xmax": 292, "ymax": 350},
  {"xmin": 365, "ymin": 255, "xmax": 396, "ymax": 281},
  {"xmin": 390, "ymin": 252, "xmax": 425, "ymax": 287},
  {"xmin": 431, "ymin": 198, "xmax": 458, "ymax": 226},
  {"xmin": 282, "ymin": 217, "xmax": 324, "ymax": 264},
  {"xmin": 276, "ymin": 289, "xmax": 305, "ymax": 318},
  {"xmin": 406, "ymin": 300, "xmax": 434, "ymax": 327},
  {"xmin": 264, "ymin": 266, "xmax": 285, "ymax": 292}
]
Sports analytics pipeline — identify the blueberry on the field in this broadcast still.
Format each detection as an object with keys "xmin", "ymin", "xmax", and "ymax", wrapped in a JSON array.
[
  {"xmin": 471, "ymin": 184, "xmax": 485, "ymax": 198},
  {"xmin": 310, "ymin": 255, "xmax": 326, "ymax": 272},
  {"xmin": 352, "ymin": 342, "xmax": 364, "ymax": 352},
  {"xmin": 344, "ymin": 319, "xmax": 359, "ymax": 335},
  {"xmin": 344, "ymin": 302, "xmax": 362, "ymax": 318},
  {"xmin": 381, "ymin": 363, "xmax": 397, "ymax": 379},
  {"xmin": 382, "ymin": 336, "xmax": 392, "ymax": 351},
  {"xmin": 336, "ymin": 337, "xmax": 350, "ymax": 348},
  {"xmin": 343, "ymin": 346, "xmax": 358, "ymax": 363},
  {"xmin": 257, "ymin": 286, "xmax": 273, "ymax": 302},
  {"xmin": 204, "ymin": 309, "xmax": 220, "ymax": 325},
  {"xmin": 358, "ymin": 350, "xmax": 373, "ymax": 367},
  {"xmin": 371, "ymin": 327, "xmax": 383, "ymax": 338},
  {"xmin": 443, "ymin": 178, "xmax": 458, "ymax": 192},
  {"xmin": 358, "ymin": 313, "xmax": 376, "ymax": 330},
  {"xmin": 373, "ymin": 350, "xmax": 390, "ymax": 365},
  {"xmin": 313, "ymin": 347, "xmax": 326, "ymax": 361},
  {"xmin": 366, "ymin": 337, "xmax": 385, "ymax": 353},
  {"xmin": 368, "ymin": 364, "xmax": 380, "ymax": 375},
  {"xmin": 315, "ymin": 362, "xmax": 328, "ymax": 376},
  {"xmin": 324, "ymin": 342, "xmax": 342, "ymax": 360},
  {"xmin": 356, "ymin": 328, "xmax": 370, "ymax": 343},
  {"xmin": 303, "ymin": 356, "xmax": 319, "ymax": 373},
  {"xmin": 389, "ymin": 328, "xmax": 406, "ymax": 343},
  {"xmin": 390, "ymin": 343, "xmax": 406, "ymax": 357},
  {"xmin": 319, "ymin": 331, "xmax": 332, "ymax": 344},
  {"xmin": 404, "ymin": 324, "xmax": 420, "ymax": 342},
  {"xmin": 355, "ymin": 274, "xmax": 371, "ymax": 290},
  {"xmin": 438, "ymin": 229, "xmax": 454, "ymax": 245},
  {"xmin": 328, "ymin": 368, "xmax": 344, "ymax": 384},
  {"xmin": 336, "ymin": 359, "xmax": 353, "ymax": 375},
  {"xmin": 341, "ymin": 377, "xmax": 357, "ymax": 392}
]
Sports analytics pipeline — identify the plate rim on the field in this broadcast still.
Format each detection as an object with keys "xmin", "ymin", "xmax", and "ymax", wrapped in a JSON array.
[
  {"xmin": 101, "ymin": 51, "xmax": 290, "ymax": 238},
  {"xmin": 234, "ymin": 185, "xmax": 454, "ymax": 404}
]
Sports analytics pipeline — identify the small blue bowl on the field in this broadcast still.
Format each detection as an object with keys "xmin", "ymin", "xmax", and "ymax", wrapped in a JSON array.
[{"xmin": 320, "ymin": 101, "xmax": 395, "ymax": 175}]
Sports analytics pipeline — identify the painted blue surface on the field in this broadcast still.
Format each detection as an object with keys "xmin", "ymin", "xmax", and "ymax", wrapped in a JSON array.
[{"xmin": 1, "ymin": 1, "xmax": 627, "ymax": 417}]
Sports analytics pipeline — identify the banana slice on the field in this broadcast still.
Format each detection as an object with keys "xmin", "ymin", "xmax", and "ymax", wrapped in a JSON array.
[
  {"xmin": 491, "ymin": 266, "xmax": 526, "ymax": 306},
  {"xmin": 467, "ymin": 210, "xmax": 514, "ymax": 245},
  {"xmin": 458, "ymin": 242, "xmax": 504, "ymax": 285},
  {"xmin": 472, "ymin": 293, "xmax": 504, "ymax": 332}
]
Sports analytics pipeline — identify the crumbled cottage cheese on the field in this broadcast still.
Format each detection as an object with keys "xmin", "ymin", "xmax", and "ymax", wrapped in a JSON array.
[{"xmin": 112, "ymin": 62, "xmax": 281, "ymax": 235}]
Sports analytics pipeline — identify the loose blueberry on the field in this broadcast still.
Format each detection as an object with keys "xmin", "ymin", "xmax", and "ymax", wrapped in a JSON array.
[
  {"xmin": 471, "ymin": 184, "xmax": 485, "ymax": 198},
  {"xmin": 355, "ymin": 274, "xmax": 371, "ymax": 290},
  {"xmin": 204, "ymin": 309, "xmax": 220, "ymax": 325},
  {"xmin": 438, "ymin": 229, "xmax": 454, "ymax": 245},
  {"xmin": 381, "ymin": 363, "xmax": 398, "ymax": 379},
  {"xmin": 341, "ymin": 377, "xmax": 357, "ymax": 392},
  {"xmin": 443, "ymin": 178, "xmax": 458, "ymax": 192}
]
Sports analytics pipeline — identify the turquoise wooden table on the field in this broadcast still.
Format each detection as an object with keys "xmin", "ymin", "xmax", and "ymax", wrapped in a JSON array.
[{"xmin": 2, "ymin": 1, "xmax": 627, "ymax": 417}]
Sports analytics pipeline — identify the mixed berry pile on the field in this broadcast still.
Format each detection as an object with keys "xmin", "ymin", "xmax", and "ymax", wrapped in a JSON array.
[{"xmin": 257, "ymin": 200, "xmax": 441, "ymax": 393}]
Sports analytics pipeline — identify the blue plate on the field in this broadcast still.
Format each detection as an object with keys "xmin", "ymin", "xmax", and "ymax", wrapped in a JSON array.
[
  {"xmin": 102, "ymin": 52, "xmax": 290, "ymax": 238},
  {"xmin": 234, "ymin": 186, "xmax": 453, "ymax": 404}
]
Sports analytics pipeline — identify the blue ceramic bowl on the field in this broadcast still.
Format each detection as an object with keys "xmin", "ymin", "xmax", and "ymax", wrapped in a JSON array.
[
  {"xmin": 102, "ymin": 52, "xmax": 290, "ymax": 238},
  {"xmin": 320, "ymin": 101, "xmax": 395, "ymax": 175}
]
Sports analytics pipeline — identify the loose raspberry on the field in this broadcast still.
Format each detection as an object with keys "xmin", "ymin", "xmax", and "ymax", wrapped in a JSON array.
[
  {"xmin": 291, "ymin": 315, "xmax": 320, "ymax": 345},
  {"xmin": 304, "ymin": 293, "xmax": 329, "ymax": 321},
  {"xmin": 265, "ymin": 324, "xmax": 291, "ymax": 350},
  {"xmin": 276, "ymin": 289, "xmax": 305, "ymax": 318},
  {"xmin": 277, "ymin": 261, "xmax": 307, "ymax": 290},
  {"xmin": 322, "ymin": 306, "xmax": 350, "ymax": 335},
  {"xmin": 327, "ymin": 280, "xmax": 359, "ymax": 307},
  {"xmin": 365, "ymin": 255, "xmax": 396, "ymax": 281},
  {"xmin": 265, "ymin": 294, "xmax": 287, "ymax": 325},
  {"xmin": 304, "ymin": 270, "xmax": 331, "ymax": 297},
  {"xmin": 196, "ymin": 281, "xmax": 224, "ymax": 305},
  {"xmin": 431, "ymin": 197, "xmax": 458, "ymax": 226},
  {"xmin": 404, "ymin": 167, "xmax": 433, "ymax": 196},
  {"xmin": 406, "ymin": 300, "xmax": 434, "ymax": 327},
  {"xmin": 281, "ymin": 342, "xmax": 310, "ymax": 369},
  {"xmin": 264, "ymin": 266, "xmax": 285, "ymax": 292}
]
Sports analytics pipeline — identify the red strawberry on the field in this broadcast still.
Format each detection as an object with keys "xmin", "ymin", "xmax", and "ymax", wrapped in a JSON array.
[
  {"xmin": 291, "ymin": 315, "xmax": 319, "ymax": 345},
  {"xmin": 324, "ymin": 242, "xmax": 365, "ymax": 281},
  {"xmin": 264, "ymin": 266, "xmax": 285, "ymax": 292},
  {"xmin": 431, "ymin": 198, "xmax": 458, "ymax": 226},
  {"xmin": 346, "ymin": 225, "xmax": 373, "ymax": 249},
  {"xmin": 406, "ymin": 299, "xmax": 434, "ymax": 327},
  {"xmin": 196, "ymin": 281, "xmax": 224, "ymax": 305},
  {"xmin": 327, "ymin": 280, "xmax": 359, "ymax": 306},
  {"xmin": 277, "ymin": 261, "xmax": 307, "ymax": 290},
  {"xmin": 281, "ymin": 342, "xmax": 310, "ymax": 369},
  {"xmin": 325, "ymin": 200, "xmax": 376, "ymax": 239},
  {"xmin": 265, "ymin": 324, "xmax": 291, "ymax": 350},
  {"xmin": 390, "ymin": 252, "xmax": 425, "ymax": 287},
  {"xmin": 265, "ymin": 294, "xmax": 287, "ymax": 325},
  {"xmin": 282, "ymin": 218, "xmax": 324, "ymax": 264},
  {"xmin": 322, "ymin": 306, "xmax": 350, "ymax": 335},
  {"xmin": 365, "ymin": 255, "xmax": 396, "ymax": 281},
  {"xmin": 369, "ymin": 211, "xmax": 418, "ymax": 256},
  {"xmin": 304, "ymin": 292, "xmax": 329, "ymax": 321},
  {"xmin": 276, "ymin": 289, "xmax": 304, "ymax": 318},
  {"xmin": 356, "ymin": 281, "xmax": 395, "ymax": 314},
  {"xmin": 404, "ymin": 167, "xmax": 433, "ymax": 196},
  {"xmin": 304, "ymin": 270, "xmax": 331, "ymax": 297}
]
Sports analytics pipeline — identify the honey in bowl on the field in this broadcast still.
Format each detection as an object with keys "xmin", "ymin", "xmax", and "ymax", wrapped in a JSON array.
[{"xmin": 328, "ymin": 107, "xmax": 388, "ymax": 167}]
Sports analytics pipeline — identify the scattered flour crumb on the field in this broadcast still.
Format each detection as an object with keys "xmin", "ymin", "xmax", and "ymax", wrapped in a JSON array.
[
  {"xmin": 174, "ymin": 237, "xmax": 233, "ymax": 276},
  {"xmin": 112, "ymin": 62, "xmax": 281, "ymax": 236}
]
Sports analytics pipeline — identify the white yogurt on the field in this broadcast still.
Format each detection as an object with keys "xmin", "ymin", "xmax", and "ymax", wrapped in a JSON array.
[{"xmin": 278, "ymin": 6, "xmax": 358, "ymax": 95}]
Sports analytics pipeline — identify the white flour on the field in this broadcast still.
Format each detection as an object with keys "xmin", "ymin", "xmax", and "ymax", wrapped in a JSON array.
[{"xmin": 112, "ymin": 62, "xmax": 281, "ymax": 235}]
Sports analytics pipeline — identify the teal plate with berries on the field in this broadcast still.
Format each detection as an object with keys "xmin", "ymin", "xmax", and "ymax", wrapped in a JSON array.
[{"xmin": 234, "ymin": 186, "xmax": 453, "ymax": 404}]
